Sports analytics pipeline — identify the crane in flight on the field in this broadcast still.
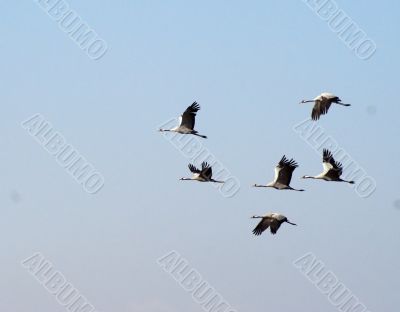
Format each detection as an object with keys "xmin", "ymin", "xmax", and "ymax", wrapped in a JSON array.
[
  {"xmin": 300, "ymin": 93, "xmax": 351, "ymax": 120},
  {"xmin": 159, "ymin": 102, "xmax": 207, "ymax": 138},
  {"xmin": 251, "ymin": 213, "xmax": 297, "ymax": 236},
  {"xmin": 253, "ymin": 156, "xmax": 305, "ymax": 191},
  {"xmin": 301, "ymin": 149, "xmax": 355, "ymax": 184},
  {"xmin": 180, "ymin": 162, "xmax": 224, "ymax": 183}
]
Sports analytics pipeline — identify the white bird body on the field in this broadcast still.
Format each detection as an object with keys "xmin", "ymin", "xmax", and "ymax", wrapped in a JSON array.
[
  {"xmin": 189, "ymin": 173, "xmax": 203, "ymax": 181},
  {"xmin": 302, "ymin": 149, "xmax": 355, "ymax": 184},
  {"xmin": 171, "ymin": 126, "xmax": 191, "ymax": 134},
  {"xmin": 301, "ymin": 92, "xmax": 351, "ymax": 120},
  {"xmin": 254, "ymin": 156, "xmax": 304, "ymax": 191},
  {"xmin": 266, "ymin": 213, "xmax": 286, "ymax": 221},
  {"xmin": 160, "ymin": 102, "xmax": 207, "ymax": 138},
  {"xmin": 251, "ymin": 213, "xmax": 297, "ymax": 235},
  {"xmin": 314, "ymin": 92, "xmax": 337, "ymax": 101}
]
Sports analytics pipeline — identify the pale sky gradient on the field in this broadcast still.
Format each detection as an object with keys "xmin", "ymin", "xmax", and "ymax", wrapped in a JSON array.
[{"xmin": 1, "ymin": 1, "xmax": 399, "ymax": 312}]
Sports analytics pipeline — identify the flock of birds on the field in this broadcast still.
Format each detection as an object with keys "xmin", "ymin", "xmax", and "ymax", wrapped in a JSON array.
[{"xmin": 159, "ymin": 93, "xmax": 352, "ymax": 236}]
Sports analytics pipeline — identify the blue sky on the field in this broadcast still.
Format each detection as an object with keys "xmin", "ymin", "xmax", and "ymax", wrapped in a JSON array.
[{"xmin": 1, "ymin": 1, "xmax": 399, "ymax": 311}]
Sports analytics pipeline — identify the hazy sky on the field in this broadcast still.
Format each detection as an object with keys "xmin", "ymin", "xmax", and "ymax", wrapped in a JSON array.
[{"xmin": 1, "ymin": 1, "xmax": 399, "ymax": 311}]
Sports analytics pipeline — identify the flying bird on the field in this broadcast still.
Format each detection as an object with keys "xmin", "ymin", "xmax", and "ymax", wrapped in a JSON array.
[
  {"xmin": 301, "ymin": 149, "xmax": 355, "ymax": 184},
  {"xmin": 253, "ymin": 156, "xmax": 305, "ymax": 191},
  {"xmin": 159, "ymin": 102, "xmax": 207, "ymax": 138},
  {"xmin": 180, "ymin": 162, "xmax": 224, "ymax": 183},
  {"xmin": 300, "ymin": 93, "xmax": 351, "ymax": 120},
  {"xmin": 251, "ymin": 213, "xmax": 297, "ymax": 236}
]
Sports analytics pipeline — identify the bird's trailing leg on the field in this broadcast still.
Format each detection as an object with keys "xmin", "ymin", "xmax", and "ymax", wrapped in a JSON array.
[
  {"xmin": 193, "ymin": 133, "xmax": 207, "ymax": 139},
  {"xmin": 341, "ymin": 179, "xmax": 355, "ymax": 184},
  {"xmin": 192, "ymin": 131, "xmax": 207, "ymax": 139},
  {"xmin": 287, "ymin": 186, "xmax": 305, "ymax": 192},
  {"xmin": 336, "ymin": 102, "xmax": 351, "ymax": 106}
]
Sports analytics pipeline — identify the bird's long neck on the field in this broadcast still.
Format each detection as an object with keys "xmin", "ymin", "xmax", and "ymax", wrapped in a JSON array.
[
  {"xmin": 336, "ymin": 102, "xmax": 351, "ymax": 106},
  {"xmin": 211, "ymin": 179, "xmax": 224, "ymax": 184},
  {"xmin": 286, "ymin": 221, "xmax": 297, "ymax": 226},
  {"xmin": 253, "ymin": 184, "xmax": 270, "ymax": 188}
]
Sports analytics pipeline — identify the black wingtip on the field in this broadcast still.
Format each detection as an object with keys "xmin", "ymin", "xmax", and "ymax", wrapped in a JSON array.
[
  {"xmin": 323, "ymin": 149, "xmax": 332, "ymax": 158},
  {"xmin": 189, "ymin": 102, "xmax": 200, "ymax": 111},
  {"xmin": 188, "ymin": 163, "xmax": 200, "ymax": 173}
]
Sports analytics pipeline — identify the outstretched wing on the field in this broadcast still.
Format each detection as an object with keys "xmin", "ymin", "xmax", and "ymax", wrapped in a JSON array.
[
  {"xmin": 273, "ymin": 156, "xmax": 298, "ymax": 186},
  {"xmin": 312, "ymin": 99, "xmax": 332, "ymax": 120},
  {"xmin": 179, "ymin": 102, "xmax": 200, "ymax": 130},
  {"xmin": 188, "ymin": 163, "xmax": 201, "ymax": 174},
  {"xmin": 269, "ymin": 219, "xmax": 283, "ymax": 235},
  {"xmin": 322, "ymin": 149, "xmax": 343, "ymax": 178},
  {"xmin": 200, "ymin": 161, "xmax": 212, "ymax": 179},
  {"xmin": 252, "ymin": 217, "xmax": 273, "ymax": 236}
]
